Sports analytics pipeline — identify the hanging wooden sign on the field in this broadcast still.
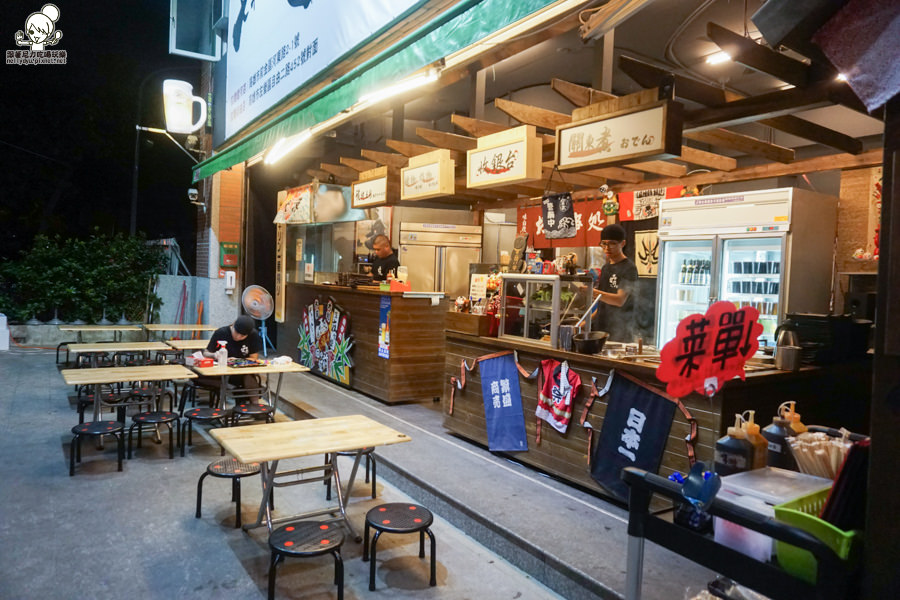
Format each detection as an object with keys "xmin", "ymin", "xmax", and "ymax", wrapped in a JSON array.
[
  {"xmin": 400, "ymin": 149, "xmax": 455, "ymax": 200},
  {"xmin": 352, "ymin": 166, "xmax": 397, "ymax": 208},
  {"xmin": 556, "ymin": 100, "xmax": 683, "ymax": 172},
  {"xmin": 466, "ymin": 125, "xmax": 543, "ymax": 189}
]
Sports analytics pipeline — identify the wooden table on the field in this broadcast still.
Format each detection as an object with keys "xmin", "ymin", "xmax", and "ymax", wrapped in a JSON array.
[
  {"xmin": 61, "ymin": 364, "xmax": 197, "ymax": 421},
  {"xmin": 143, "ymin": 324, "xmax": 217, "ymax": 340},
  {"xmin": 191, "ymin": 361, "xmax": 309, "ymax": 414},
  {"xmin": 69, "ymin": 342, "xmax": 171, "ymax": 367},
  {"xmin": 165, "ymin": 339, "xmax": 211, "ymax": 352},
  {"xmin": 211, "ymin": 415, "xmax": 411, "ymax": 535},
  {"xmin": 58, "ymin": 324, "xmax": 144, "ymax": 343}
]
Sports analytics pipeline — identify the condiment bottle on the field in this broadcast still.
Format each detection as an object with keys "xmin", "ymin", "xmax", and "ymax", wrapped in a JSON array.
[
  {"xmin": 741, "ymin": 410, "xmax": 768, "ymax": 470},
  {"xmin": 762, "ymin": 402, "xmax": 798, "ymax": 470},
  {"xmin": 715, "ymin": 414, "xmax": 754, "ymax": 476},
  {"xmin": 215, "ymin": 340, "xmax": 228, "ymax": 368},
  {"xmin": 781, "ymin": 401, "xmax": 807, "ymax": 434}
]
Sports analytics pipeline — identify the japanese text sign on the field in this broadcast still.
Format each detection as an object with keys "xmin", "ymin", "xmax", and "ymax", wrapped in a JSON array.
[
  {"xmin": 352, "ymin": 166, "xmax": 395, "ymax": 208},
  {"xmin": 656, "ymin": 301, "xmax": 763, "ymax": 398},
  {"xmin": 479, "ymin": 353, "xmax": 528, "ymax": 452},
  {"xmin": 467, "ymin": 125, "xmax": 542, "ymax": 189},
  {"xmin": 517, "ymin": 200, "xmax": 607, "ymax": 249},
  {"xmin": 556, "ymin": 101, "xmax": 682, "ymax": 172},
  {"xmin": 400, "ymin": 149, "xmax": 455, "ymax": 200}
]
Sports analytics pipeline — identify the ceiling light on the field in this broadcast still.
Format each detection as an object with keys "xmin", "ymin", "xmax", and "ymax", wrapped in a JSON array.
[
  {"xmin": 705, "ymin": 51, "xmax": 732, "ymax": 65},
  {"xmin": 358, "ymin": 68, "xmax": 440, "ymax": 105},
  {"xmin": 836, "ymin": 73, "xmax": 848, "ymax": 82},
  {"xmin": 264, "ymin": 129, "xmax": 312, "ymax": 165}
]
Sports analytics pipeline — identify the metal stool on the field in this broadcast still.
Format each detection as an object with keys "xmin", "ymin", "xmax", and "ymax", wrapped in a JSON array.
[
  {"xmin": 268, "ymin": 521, "xmax": 344, "ymax": 600},
  {"xmin": 70, "ymin": 421, "xmax": 125, "ymax": 476},
  {"xmin": 363, "ymin": 503, "xmax": 436, "ymax": 591},
  {"xmin": 127, "ymin": 409, "xmax": 180, "ymax": 459},
  {"xmin": 230, "ymin": 402, "xmax": 275, "ymax": 425},
  {"xmin": 178, "ymin": 383, "xmax": 231, "ymax": 457},
  {"xmin": 195, "ymin": 457, "xmax": 264, "ymax": 528}
]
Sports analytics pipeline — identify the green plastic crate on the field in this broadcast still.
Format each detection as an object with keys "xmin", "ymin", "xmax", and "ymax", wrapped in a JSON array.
[{"xmin": 773, "ymin": 488, "xmax": 860, "ymax": 584}]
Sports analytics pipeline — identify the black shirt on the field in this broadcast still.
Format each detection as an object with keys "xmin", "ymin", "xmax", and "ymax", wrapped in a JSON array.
[
  {"xmin": 594, "ymin": 258, "xmax": 638, "ymax": 342},
  {"xmin": 371, "ymin": 250, "xmax": 400, "ymax": 281},
  {"xmin": 206, "ymin": 325, "xmax": 263, "ymax": 358}
]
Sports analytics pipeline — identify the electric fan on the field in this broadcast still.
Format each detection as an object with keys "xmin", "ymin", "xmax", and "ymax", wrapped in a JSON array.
[{"xmin": 241, "ymin": 285, "xmax": 276, "ymax": 356}]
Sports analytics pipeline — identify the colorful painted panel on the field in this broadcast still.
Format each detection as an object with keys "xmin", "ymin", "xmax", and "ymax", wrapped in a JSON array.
[{"xmin": 298, "ymin": 296, "xmax": 353, "ymax": 385}]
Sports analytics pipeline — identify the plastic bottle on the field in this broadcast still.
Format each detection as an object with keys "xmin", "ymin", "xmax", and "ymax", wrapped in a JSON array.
[
  {"xmin": 762, "ymin": 402, "xmax": 798, "ymax": 470},
  {"xmin": 714, "ymin": 414, "xmax": 755, "ymax": 476},
  {"xmin": 741, "ymin": 410, "xmax": 768, "ymax": 470},
  {"xmin": 781, "ymin": 401, "xmax": 807, "ymax": 434},
  {"xmin": 215, "ymin": 340, "xmax": 228, "ymax": 368}
]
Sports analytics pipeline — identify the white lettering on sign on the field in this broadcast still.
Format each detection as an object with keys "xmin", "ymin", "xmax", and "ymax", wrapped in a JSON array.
[{"xmin": 617, "ymin": 408, "xmax": 647, "ymax": 463}]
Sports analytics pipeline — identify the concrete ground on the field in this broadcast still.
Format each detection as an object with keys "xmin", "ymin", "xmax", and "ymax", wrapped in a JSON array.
[{"xmin": 0, "ymin": 346, "xmax": 716, "ymax": 599}]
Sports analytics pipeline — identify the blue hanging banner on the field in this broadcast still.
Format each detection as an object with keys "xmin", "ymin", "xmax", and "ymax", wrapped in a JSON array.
[{"xmin": 479, "ymin": 353, "xmax": 528, "ymax": 452}]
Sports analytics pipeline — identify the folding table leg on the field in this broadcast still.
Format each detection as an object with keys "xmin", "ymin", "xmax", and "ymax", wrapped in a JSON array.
[{"xmin": 625, "ymin": 534, "xmax": 645, "ymax": 600}]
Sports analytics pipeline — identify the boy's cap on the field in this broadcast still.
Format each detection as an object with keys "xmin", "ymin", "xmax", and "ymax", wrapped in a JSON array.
[
  {"xmin": 600, "ymin": 224, "xmax": 626, "ymax": 242},
  {"xmin": 234, "ymin": 315, "xmax": 255, "ymax": 335}
]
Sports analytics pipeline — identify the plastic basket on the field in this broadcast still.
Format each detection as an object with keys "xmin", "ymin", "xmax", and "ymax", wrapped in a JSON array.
[{"xmin": 773, "ymin": 488, "xmax": 860, "ymax": 584}]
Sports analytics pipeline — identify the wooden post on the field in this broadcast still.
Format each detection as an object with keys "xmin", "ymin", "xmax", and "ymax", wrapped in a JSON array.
[{"xmin": 865, "ymin": 93, "xmax": 900, "ymax": 599}]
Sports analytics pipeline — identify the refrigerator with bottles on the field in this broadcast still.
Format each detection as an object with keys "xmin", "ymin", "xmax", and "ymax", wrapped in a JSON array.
[{"xmin": 655, "ymin": 188, "xmax": 838, "ymax": 349}]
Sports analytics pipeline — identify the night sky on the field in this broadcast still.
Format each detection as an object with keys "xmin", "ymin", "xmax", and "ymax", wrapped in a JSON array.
[{"xmin": 0, "ymin": 2, "xmax": 202, "ymax": 269}]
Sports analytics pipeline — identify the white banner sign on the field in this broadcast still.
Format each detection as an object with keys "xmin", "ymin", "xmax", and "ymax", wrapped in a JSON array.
[
  {"xmin": 352, "ymin": 177, "xmax": 388, "ymax": 208},
  {"xmin": 225, "ymin": 0, "xmax": 419, "ymax": 139}
]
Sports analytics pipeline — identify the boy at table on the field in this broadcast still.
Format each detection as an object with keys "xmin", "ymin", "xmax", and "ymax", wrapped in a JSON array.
[{"xmin": 199, "ymin": 315, "xmax": 263, "ymax": 400}]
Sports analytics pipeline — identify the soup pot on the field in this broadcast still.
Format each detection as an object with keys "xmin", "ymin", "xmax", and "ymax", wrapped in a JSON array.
[{"xmin": 573, "ymin": 331, "xmax": 609, "ymax": 354}]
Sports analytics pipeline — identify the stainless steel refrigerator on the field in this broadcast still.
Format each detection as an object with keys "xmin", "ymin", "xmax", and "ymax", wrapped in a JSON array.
[
  {"xmin": 656, "ymin": 188, "xmax": 838, "ymax": 348},
  {"xmin": 399, "ymin": 223, "xmax": 482, "ymax": 299}
]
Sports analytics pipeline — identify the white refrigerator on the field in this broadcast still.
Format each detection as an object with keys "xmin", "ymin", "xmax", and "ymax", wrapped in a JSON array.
[
  {"xmin": 656, "ymin": 188, "xmax": 838, "ymax": 348},
  {"xmin": 399, "ymin": 223, "xmax": 482, "ymax": 299}
]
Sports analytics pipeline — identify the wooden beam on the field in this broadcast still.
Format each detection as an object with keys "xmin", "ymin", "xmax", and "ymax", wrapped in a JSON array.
[
  {"xmin": 319, "ymin": 162, "xmax": 358, "ymax": 182},
  {"xmin": 306, "ymin": 168, "xmax": 352, "ymax": 186},
  {"xmin": 339, "ymin": 157, "xmax": 378, "ymax": 172},
  {"xmin": 493, "ymin": 97, "xmax": 571, "ymax": 131},
  {"xmin": 541, "ymin": 166, "xmax": 606, "ymax": 188},
  {"xmin": 623, "ymin": 160, "xmax": 688, "ymax": 178},
  {"xmin": 360, "ymin": 149, "xmax": 409, "ymax": 168},
  {"xmin": 571, "ymin": 87, "xmax": 665, "ymax": 122},
  {"xmin": 684, "ymin": 82, "xmax": 834, "ymax": 131},
  {"xmin": 707, "ymin": 22, "xmax": 812, "ymax": 88},
  {"xmin": 609, "ymin": 148, "xmax": 882, "ymax": 193},
  {"xmin": 619, "ymin": 55, "xmax": 863, "ymax": 154},
  {"xmin": 583, "ymin": 166, "xmax": 644, "ymax": 184},
  {"xmin": 415, "ymin": 127, "xmax": 477, "ymax": 152},
  {"xmin": 451, "ymin": 113, "xmax": 506, "ymax": 137},
  {"xmin": 551, "ymin": 78, "xmax": 617, "ymax": 107},
  {"xmin": 675, "ymin": 146, "xmax": 737, "ymax": 171},
  {"xmin": 684, "ymin": 129, "xmax": 795, "ymax": 163},
  {"xmin": 384, "ymin": 139, "xmax": 463, "ymax": 163}
]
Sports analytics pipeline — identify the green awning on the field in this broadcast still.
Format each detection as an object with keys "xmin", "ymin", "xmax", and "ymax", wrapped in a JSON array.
[{"xmin": 193, "ymin": 0, "xmax": 561, "ymax": 182}]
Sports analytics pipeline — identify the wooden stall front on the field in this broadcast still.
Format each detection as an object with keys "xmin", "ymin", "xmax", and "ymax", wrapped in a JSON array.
[
  {"xmin": 443, "ymin": 331, "xmax": 871, "ymax": 500},
  {"xmin": 281, "ymin": 283, "xmax": 448, "ymax": 404}
]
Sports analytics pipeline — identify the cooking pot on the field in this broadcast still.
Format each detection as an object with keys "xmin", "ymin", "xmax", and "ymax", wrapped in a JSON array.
[{"xmin": 573, "ymin": 331, "xmax": 609, "ymax": 354}]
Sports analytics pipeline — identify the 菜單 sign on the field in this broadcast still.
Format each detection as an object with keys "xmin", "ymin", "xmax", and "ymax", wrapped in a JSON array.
[
  {"xmin": 656, "ymin": 301, "xmax": 763, "ymax": 398},
  {"xmin": 556, "ymin": 101, "xmax": 682, "ymax": 172}
]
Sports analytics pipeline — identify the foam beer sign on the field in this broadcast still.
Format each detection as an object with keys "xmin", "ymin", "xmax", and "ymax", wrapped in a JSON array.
[{"xmin": 656, "ymin": 301, "xmax": 763, "ymax": 398}]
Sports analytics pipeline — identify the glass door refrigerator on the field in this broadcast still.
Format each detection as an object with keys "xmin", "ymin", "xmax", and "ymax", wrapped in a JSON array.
[{"xmin": 656, "ymin": 188, "xmax": 838, "ymax": 349}]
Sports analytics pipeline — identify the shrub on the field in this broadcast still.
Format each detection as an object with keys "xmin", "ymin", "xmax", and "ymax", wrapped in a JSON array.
[{"xmin": 0, "ymin": 231, "xmax": 167, "ymax": 323}]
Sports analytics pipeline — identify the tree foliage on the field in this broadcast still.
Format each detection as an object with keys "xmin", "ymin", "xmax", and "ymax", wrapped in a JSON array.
[{"xmin": 0, "ymin": 231, "xmax": 166, "ymax": 323}]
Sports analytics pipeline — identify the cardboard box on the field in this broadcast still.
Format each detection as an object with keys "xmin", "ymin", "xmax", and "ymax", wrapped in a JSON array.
[{"xmin": 185, "ymin": 356, "xmax": 214, "ymax": 368}]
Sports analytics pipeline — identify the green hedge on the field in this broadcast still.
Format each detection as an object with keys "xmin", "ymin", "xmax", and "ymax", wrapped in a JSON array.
[{"xmin": 0, "ymin": 232, "xmax": 167, "ymax": 323}]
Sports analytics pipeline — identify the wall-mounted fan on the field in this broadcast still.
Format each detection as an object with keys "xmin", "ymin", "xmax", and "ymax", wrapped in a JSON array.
[{"xmin": 241, "ymin": 285, "xmax": 276, "ymax": 356}]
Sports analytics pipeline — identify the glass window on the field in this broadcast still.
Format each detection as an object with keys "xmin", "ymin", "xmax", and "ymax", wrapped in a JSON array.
[{"xmin": 169, "ymin": 0, "xmax": 222, "ymax": 61}]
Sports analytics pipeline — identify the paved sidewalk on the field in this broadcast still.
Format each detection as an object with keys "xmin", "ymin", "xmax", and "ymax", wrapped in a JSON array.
[{"xmin": 0, "ymin": 348, "xmax": 568, "ymax": 599}]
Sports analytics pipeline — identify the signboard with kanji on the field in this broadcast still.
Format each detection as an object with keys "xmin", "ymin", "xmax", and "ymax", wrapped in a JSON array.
[
  {"xmin": 656, "ymin": 301, "xmax": 763, "ymax": 398},
  {"xmin": 467, "ymin": 125, "xmax": 543, "ymax": 189},
  {"xmin": 400, "ymin": 149, "xmax": 455, "ymax": 200},
  {"xmin": 555, "ymin": 101, "xmax": 683, "ymax": 172}
]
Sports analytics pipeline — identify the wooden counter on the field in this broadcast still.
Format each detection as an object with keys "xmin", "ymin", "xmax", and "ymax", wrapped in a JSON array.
[
  {"xmin": 279, "ymin": 282, "xmax": 448, "ymax": 404},
  {"xmin": 443, "ymin": 332, "xmax": 870, "ymax": 500}
]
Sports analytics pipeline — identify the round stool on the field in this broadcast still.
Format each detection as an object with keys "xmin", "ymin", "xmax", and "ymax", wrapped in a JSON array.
[
  {"xmin": 127, "ymin": 410, "xmax": 180, "ymax": 459},
  {"xmin": 363, "ymin": 503, "xmax": 436, "ymax": 591},
  {"xmin": 180, "ymin": 407, "xmax": 232, "ymax": 457},
  {"xmin": 268, "ymin": 521, "xmax": 344, "ymax": 600},
  {"xmin": 70, "ymin": 421, "xmax": 125, "ymax": 476},
  {"xmin": 231, "ymin": 402, "xmax": 275, "ymax": 425},
  {"xmin": 196, "ymin": 458, "xmax": 264, "ymax": 528}
]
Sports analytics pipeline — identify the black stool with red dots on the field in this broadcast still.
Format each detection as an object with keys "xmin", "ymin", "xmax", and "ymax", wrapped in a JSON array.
[
  {"xmin": 267, "ymin": 521, "xmax": 345, "ymax": 600},
  {"xmin": 195, "ymin": 458, "xmax": 265, "ymax": 528},
  {"xmin": 363, "ymin": 503, "xmax": 436, "ymax": 591},
  {"xmin": 70, "ymin": 421, "xmax": 125, "ymax": 476}
]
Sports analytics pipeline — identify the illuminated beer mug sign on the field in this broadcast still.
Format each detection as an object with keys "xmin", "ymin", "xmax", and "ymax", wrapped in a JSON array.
[{"xmin": 163, "ymin": 79, "xmax": 207, "ymax": 134}]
